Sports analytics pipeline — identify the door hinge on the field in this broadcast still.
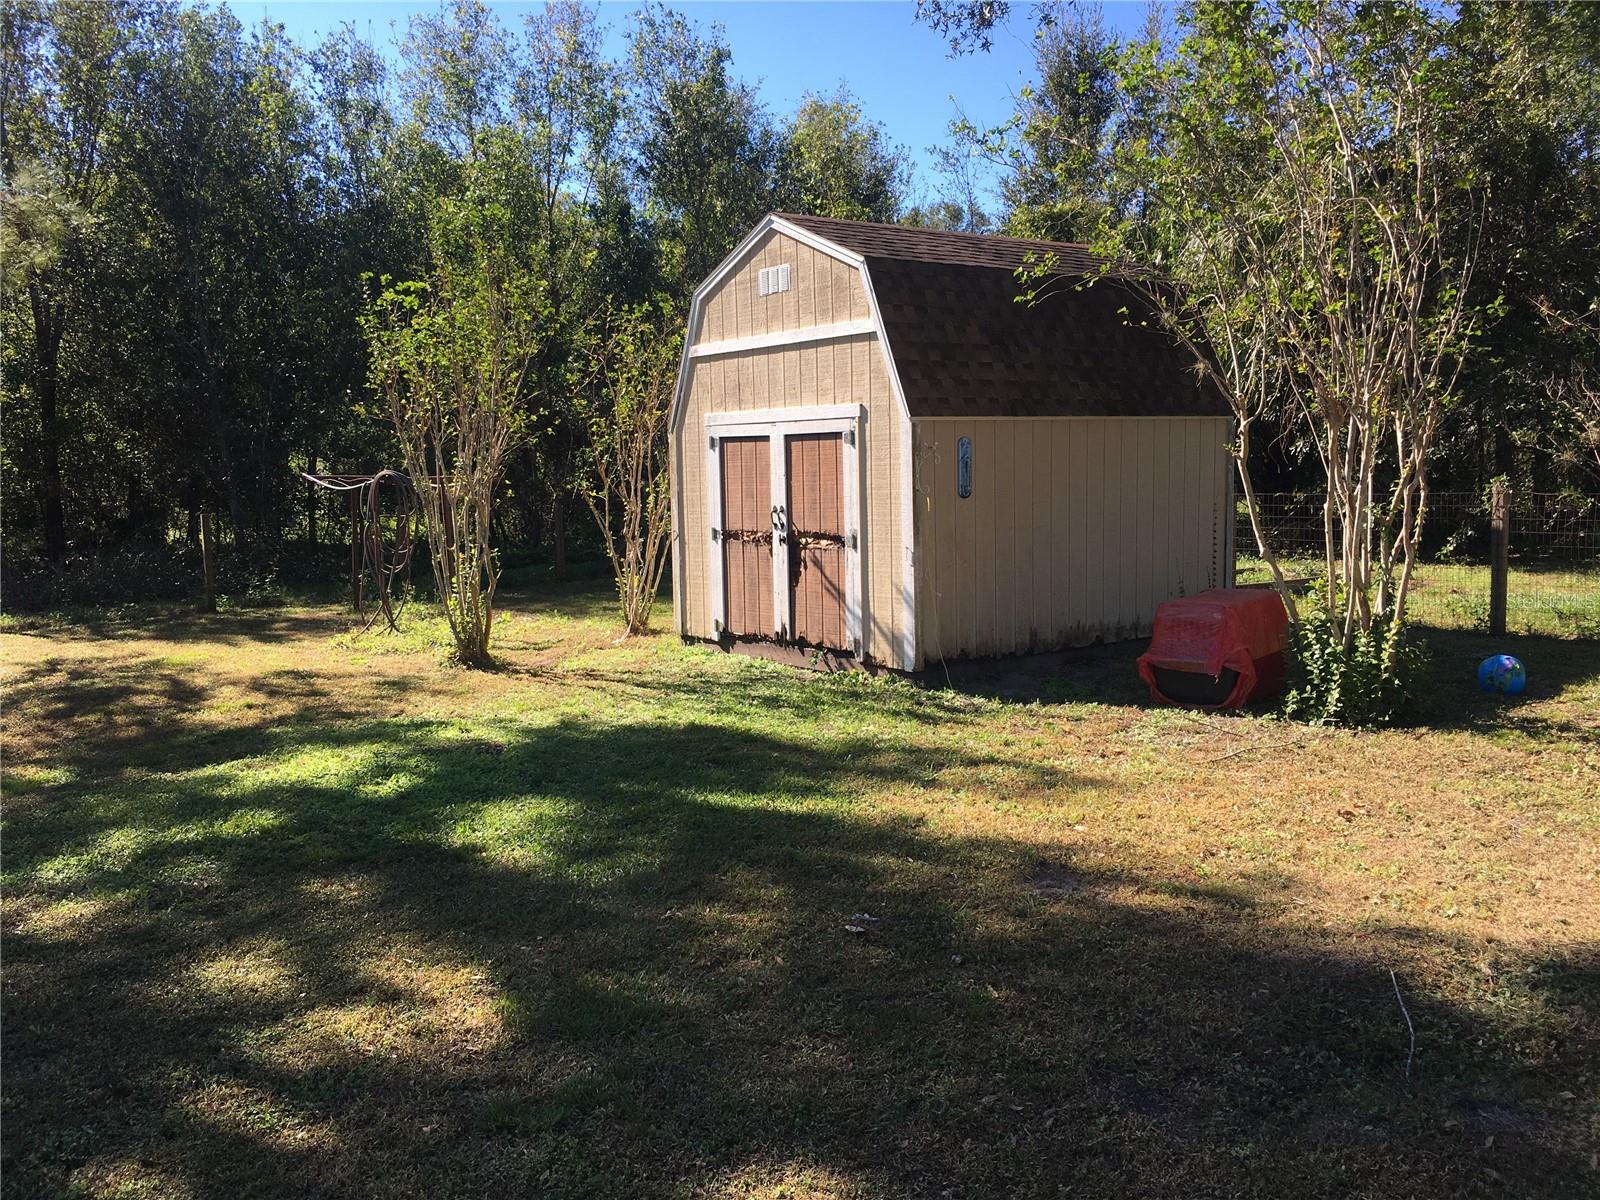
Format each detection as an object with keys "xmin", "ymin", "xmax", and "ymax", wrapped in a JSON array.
[
  {"xmin": 849, "ymin": 530, "xmax": 858, "ymax": 550},
  {"xmin": 710, "ymin": 527, "xmax": 720, "ymax": 542},
  {"xmin": 845, "ymin": 425, "xmax": 856, "ymax": 447},
  {"xmin": 708, "ymin": 434, "xmax": 717, "ymax": 450}
]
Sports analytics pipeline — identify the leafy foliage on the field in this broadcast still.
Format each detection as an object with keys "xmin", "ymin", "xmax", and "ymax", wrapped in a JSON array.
[
  {"xmin": 2, "ymin": 0, "xmax": 1594, "ymax": 643},
  {"xmin": 576, "ymin": 301, "xmax": 678, "ymax": 636},
  {"xmin": 1282, "ymin": 609, "xmax": 1430, "ymax": 728},
  {"xmin": 779, "ymin": 89, "xmax": 909, "ymax": 224},
  {"xmin": 361, "ymin": 199, "xmax": 543, "ymax": 667},
  {"xmin": 1, "ymin": 1, "xmax": 913, "ymax": 620}
]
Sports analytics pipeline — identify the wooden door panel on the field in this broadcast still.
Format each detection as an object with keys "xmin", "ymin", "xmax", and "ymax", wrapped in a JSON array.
[
  {"xmin": 720, "ymin": 436, "xmax": 772, "ymax": 638},
  {"xmin": 786, "ymin": 433, "xmax": 848, "ymax": 650}
]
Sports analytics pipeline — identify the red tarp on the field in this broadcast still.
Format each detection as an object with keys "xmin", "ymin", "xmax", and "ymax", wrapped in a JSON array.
[{"xmin": 1137, "ymin": 588, "xmax": 1289, "ymax": 710}]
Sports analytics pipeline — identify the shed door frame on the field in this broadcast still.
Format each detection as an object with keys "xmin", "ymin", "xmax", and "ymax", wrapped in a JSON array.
[{"xmin": 705, "ymin": 404, "xmax": 865, "ymax": 653}]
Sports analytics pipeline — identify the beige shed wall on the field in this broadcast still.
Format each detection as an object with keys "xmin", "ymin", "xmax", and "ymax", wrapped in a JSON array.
[
  {"xmin": 697, "ymin": 229, "xmax": 869, "ymax": 340},
  {"xmin": 913, "ymin": 416, "xmax": 1234, "ymax": 662},
  {"xmin": 672, "ymin": 230, "xmax": 907, "ymax": 666}
]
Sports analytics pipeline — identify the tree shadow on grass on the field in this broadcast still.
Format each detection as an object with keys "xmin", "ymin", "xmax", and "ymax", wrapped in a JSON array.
[
  {"xmin": 5, "ymin": 713, "xmax": 1595, "ymax": 1199},
  {"xmin": 4, "ymin": 606, "xmax": 361, "ymax": 647},
  {"xmin": 919, "ymin": 625, "xmax": 1600, "ymax": 742},
  {"xmin": 1407, "ymin": 625, "xmax": 1600, "ymax": 738}
]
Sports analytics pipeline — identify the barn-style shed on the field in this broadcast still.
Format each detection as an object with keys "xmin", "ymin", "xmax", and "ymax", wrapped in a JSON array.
[{"xmin": 668, "ymin": 213, "xmax": 1235, "ymax": 671}]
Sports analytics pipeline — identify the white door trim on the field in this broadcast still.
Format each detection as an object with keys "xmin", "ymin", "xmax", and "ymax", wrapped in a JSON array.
[{"xmin": 706, "ymin": 404, "xmax": 866, "ymax": 654}]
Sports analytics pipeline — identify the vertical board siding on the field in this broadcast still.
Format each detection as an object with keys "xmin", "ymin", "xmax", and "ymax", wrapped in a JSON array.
[
  {"xmin": 786, "ymin": 433, "xmax": 848, "ymax": 649},
  {"xmin": 1083, "ymin": 420, "xmax": 1106, "ymax": 637},
  {"xmin": 698, "ymin": 229, "xmax": 866, "ymax": 345},
  {"xmin": 914, "ymin": 416, "xmax": 1234, "ymax": 663},
  {"xmin": 720, "ymin": 437, "xmax": 773, "ymax": 638},
  {"xmin": 952, "ymin": 420, "xmax": 973, "ymax": 655},
  {"xmin": 674, "ymin": 230, "xmax": 904, "ymax": 666}
]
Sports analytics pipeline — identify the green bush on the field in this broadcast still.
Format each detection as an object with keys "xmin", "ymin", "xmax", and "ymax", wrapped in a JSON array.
[{"xmin": 1281, "ymin": 613, "xmax": 1430, "ymax": 726}]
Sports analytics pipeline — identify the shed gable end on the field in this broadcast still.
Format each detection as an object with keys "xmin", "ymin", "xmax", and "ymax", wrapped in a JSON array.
[{"xmin": 694, "ymin": 228, "xmax": 869, "ymax": 351}]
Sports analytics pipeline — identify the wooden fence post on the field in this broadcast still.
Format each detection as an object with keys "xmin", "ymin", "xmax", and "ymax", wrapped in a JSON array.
[
  {"xmin": 199, "ymin": 508, "xmax": 217, "ymax": 613},
  {"xmin": 1489, "ymin": 480, "xmax": 1509, "ymax": 636}
]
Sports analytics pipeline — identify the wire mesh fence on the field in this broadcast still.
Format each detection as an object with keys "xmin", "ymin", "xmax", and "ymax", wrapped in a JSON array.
[{"xmin": 1235, "ymin": 490, "xmax": 1600, "ymax": 637}]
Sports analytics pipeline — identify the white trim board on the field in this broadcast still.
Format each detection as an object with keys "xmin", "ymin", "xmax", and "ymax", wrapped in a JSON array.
[
  {"xmin": 708, "ymin": 404, "xmax": 864, "ymax": 428},
  {"xmin": 910, "ymin": 413, "xmax": 1234, "ymax": 422},
  {"xmin": 688, "ymin": 319, "xmax": 875, "ymax": 360},
  {"xmin": 857, "ymin": 258, "xmax": 919, "ymax": 673}
]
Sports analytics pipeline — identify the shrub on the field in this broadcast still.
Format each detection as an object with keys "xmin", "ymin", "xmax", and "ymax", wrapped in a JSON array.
[
  {"xmin": 1282, "ymin": 613, "xmax": 1430, "ymax": 726},
  {"xmin": 0, "ymin": 542, "xmax": 353, "ymax": 612}
]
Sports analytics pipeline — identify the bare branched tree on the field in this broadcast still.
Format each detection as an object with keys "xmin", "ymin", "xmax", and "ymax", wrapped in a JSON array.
[{"xmin": 578, "ymin": 302, "xmax": 678, "ymax": 636}]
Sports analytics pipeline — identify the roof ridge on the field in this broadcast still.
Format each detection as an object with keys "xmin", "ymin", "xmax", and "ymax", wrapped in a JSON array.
[
  {"xmin": 771, "ymin": 211, "xmax": 1110, "ymax": 275},
  {"xmin": 771, "ymin": 211, "xmax": 1095, "ymax": 256}
]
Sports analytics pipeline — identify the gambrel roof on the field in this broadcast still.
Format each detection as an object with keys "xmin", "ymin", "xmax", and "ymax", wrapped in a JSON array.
[{"xmin": 775, "ymin": 213, "xmax": 1231, "ymax": 421}]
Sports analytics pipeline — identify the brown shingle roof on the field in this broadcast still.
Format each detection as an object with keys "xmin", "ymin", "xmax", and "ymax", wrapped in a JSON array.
[
  {"xmin": 772, "ymin": 214, "xmax": 1229, "ymax": 421},
  {"xmin": 776, "ymin": 212, "xmax": 1104, "ymax": 275}
]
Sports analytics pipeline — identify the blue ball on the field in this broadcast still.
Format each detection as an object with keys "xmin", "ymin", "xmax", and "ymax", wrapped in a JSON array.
[{"xmin": 1477, "ymin": 655, "xmax": 1526, "ymax": 695}]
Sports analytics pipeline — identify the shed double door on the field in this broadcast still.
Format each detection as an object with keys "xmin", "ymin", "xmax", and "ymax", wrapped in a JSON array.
[{"xmin": 710, "ymin": 410, "xmax": 860, "ymax": 654}]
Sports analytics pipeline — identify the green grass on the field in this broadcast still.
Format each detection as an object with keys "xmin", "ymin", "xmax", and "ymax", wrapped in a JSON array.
[
  {"xmin": 1235, "ymin": 556, "xmax": 1600, "ymax": 636},
  {"xmin": 4, "ymin": 585, "xmax": 1598, "ymax": 1198}
]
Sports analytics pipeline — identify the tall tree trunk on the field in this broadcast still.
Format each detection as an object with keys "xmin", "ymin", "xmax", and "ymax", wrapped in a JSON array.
[
  {"xmin": 184, "ymin": 246, "xmax": 246, "ymax": 544},
  {"xmin": 186, "ymin": 473, "xmax": 200, "ymax": 547},
  {"xmin": 306, "ymin": 449, "xmax": 319, "ymax": 547},
  {"xmin": 28, "ymin": 283, "xmax": 67, "ymax": 561},
  {"xmin": 552, "ymin": 497, "xmax": 567, "ymax": 581},
  {"xmin": 1493, "ymin": 419, "xmax": 1515, "ymax": 487}
]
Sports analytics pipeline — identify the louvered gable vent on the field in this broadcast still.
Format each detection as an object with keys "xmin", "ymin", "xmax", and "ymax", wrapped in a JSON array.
[{"xmin": 757, "ymin": 263, "xmax": 791, "ymax": 296}]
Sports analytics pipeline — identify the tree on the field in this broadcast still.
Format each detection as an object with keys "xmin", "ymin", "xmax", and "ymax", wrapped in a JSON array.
[
  {"xmin": 903, "ymin": 138, "xmax": 992, "ymax": 233},
  {"xmin": 1060, "ymin": 3, "xmax": 1494, "ymax": 664},
  {"xmin": 1537, "ymin": 298, "xmax": 1600, "ymax": 486},
  {"xmin": 506, "ymin": 0, "xmax": 626, "ymax": 577},
  {"xmin": 398, "ymin": 0, "xmax": 507, "ymax": 164},
  {"xmin": 1434, "ymin": 2, "xmax": 1600, "ymax": 496},
  {"xmin": 779, "ymin": 88, "xmax": 909, "ymax": 223},
  {"xmin": 627, "ymin": 5, "xmax": 779, "ymax": 302},
  {"xmin": 901, "ymin": 199, "xmax": 986, "ymax": 232},
  {"xmin": 577, "ymin": 301, "xmax": 677, "ymax": 636},
  {"xmin": 0, "ymin": 0, "xmax": 144, "ymax": 559},
  {"xmin": 362, "ymin": 203, "xmax": 543, "ymax": 666},
  {"xmin": 946, "ymin": 5, "xmax": 1125, "ymax": 241},
  {"xmin": 915, "ymin": 0, "xmax": 1031, "ymax": 56}
]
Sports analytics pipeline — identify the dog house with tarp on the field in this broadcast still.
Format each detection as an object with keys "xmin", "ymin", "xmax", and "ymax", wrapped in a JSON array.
[{"xmin": 1138, "ymin": 588, "xmax": 1290, "ymax": 708}]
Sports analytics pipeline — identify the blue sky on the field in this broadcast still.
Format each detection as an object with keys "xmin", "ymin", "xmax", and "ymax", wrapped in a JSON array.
[{"xmin": 219, "ymin": 1, "xmax": 1157, "ymax": 209}]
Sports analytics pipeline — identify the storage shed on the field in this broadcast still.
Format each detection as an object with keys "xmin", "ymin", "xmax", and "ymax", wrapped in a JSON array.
[{"xmin": 669, "ymin": 213, "xmax": 1235, "ymax": 671}]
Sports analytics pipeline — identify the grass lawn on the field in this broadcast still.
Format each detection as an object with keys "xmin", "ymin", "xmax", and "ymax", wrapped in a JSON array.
[
  {"xmin": 3, "ymin": 583, "xmax": 1598, "ymax": 1198},
  {"xmin": 1235, "ymin": 556, "xmax": 1600, "ymax": 637}
]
